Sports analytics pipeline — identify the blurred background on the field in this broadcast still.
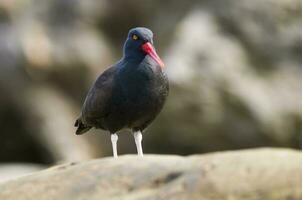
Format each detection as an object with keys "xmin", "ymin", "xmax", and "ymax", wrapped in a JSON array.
[{"xmin": 0, "ymin": 0, "xmax": 302, "ymax": 181}]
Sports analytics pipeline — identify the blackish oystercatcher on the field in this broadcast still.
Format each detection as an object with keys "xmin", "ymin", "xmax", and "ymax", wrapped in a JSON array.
[{"xmin": 75, "ymin": 27, "xmax": 169, "ymax": 158}]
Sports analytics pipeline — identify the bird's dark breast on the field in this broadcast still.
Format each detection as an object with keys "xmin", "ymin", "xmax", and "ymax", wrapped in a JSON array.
[{"xmin": 104, "ymin": 60, "xmax": 168, "ymax": 133}]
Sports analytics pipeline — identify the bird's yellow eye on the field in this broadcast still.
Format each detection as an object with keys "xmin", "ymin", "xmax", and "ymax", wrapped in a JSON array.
[{"xmin": 132, "ymin": 34, "xmax": 138, "ymax": 40}]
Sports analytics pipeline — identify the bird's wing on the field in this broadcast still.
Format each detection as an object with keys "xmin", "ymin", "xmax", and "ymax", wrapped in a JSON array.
[{"xmin": 80, "ymin": 66, "xmax": 117, "ymax": 127}]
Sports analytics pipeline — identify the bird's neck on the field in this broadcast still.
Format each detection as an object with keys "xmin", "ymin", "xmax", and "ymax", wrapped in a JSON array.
[{"xmin": 122, "ymin": 53, "xmax": 146, "ymax": 65}]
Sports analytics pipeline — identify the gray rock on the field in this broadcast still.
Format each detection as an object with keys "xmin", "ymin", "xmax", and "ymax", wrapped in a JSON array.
[
  {"xmin": 25, "ymin": 85, "xmax": 97, "ymax": 162},
  {"xmin": 0, "ymin": 148, "xmax": 302, "ymax": 200},
  {"xmin": 147, "ymin": 0, "xmax": 302, "ymax": 154},
  {"xmin": 0, "ymin": 164, "xmax": 45, "ymax": 183},
  {"xmin": 0, "ymin": 0, "xmax": 113, "ymax": 163}
]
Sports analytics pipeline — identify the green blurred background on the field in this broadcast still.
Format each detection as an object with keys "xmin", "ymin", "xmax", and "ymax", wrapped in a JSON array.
[{"xmin": 0, "ymin": 0, "xmax": 302, "ymax": 179}]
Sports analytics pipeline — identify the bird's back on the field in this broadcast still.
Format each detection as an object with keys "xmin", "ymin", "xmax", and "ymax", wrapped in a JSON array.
[{"xmin": 75, "ymin": 66, "xmax": 117, "ymax": 134}]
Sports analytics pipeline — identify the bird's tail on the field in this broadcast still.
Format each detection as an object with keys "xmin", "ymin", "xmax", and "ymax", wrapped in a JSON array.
[{"xmin": 74, "ymin": 118, "xmax": 92, "ymax": 135}]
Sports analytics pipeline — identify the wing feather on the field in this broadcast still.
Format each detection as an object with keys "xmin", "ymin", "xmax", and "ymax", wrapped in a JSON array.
[{"xmin": 80, "ymin": 66, "xmax": 117, "ymax": 127}]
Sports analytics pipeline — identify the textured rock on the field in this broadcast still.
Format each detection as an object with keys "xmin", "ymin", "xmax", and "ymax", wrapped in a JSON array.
[
  {"xmin": 25, "ymin": 85, "xmax": 97, "ymax": 162},
  {"xmin": 0, "ymin": 148, "xmax": 302, "ymax": 200},
  {"xmin": 147, "ymin": 0, "xmax": 302, "ymax": 154},
  {"xmin": 0, "ymin": 164, "xmax": 45, "ymax": 183},
  {"xmin": 0, "ymin": 0, "xmax": 112, "ymax": 163}
]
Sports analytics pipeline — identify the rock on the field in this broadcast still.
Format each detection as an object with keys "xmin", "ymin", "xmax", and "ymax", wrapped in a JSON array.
[
  {"xmin": 0, "ymin": 164, "xmax": 45, "ymax": 183},
  {"xmin": 0, "ymin": 148, "xmax": 302, "ymax": 200},
  {"xmin": 25, "ymin": 85, "xmax": 98, "ymax": 162},
  {"xmin": 147, "ymin": 0, "xmax": 302, "ymax": 154},
  {"xmin": 0, "ymin": 0, "xmax": 112, "ymax": 164}
]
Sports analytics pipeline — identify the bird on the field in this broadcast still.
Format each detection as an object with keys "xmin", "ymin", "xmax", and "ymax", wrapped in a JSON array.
[{"xmin": 74, "ymin": 27, "xmax": 169, "ymax": 158}]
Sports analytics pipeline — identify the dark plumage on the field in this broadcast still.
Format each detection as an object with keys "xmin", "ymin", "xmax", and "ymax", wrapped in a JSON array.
[{"xmin": 75, "ymin": 27, "xmax": 169, "ymax": 157}]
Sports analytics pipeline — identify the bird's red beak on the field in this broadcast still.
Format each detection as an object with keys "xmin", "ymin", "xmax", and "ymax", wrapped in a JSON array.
[{"xmin": 142, "ymin": 42, "xmax": 165, "ymax": 68}]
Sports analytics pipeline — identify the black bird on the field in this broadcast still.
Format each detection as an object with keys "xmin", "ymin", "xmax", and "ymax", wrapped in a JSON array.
[{"xmin": 75, "ymin": 27, "xmax": 169, "ymax": 158}]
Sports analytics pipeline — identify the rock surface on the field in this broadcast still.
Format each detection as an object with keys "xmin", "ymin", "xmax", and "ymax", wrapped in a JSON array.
[
  {"xmin": 148, "ymin": 0, "xmax": 302, "ymax": 154},
  {"xmin": 0, "ymin": 164, "xmax": 45, "ymax": 183},
  {"xmin": 0, "ymin": 148, "xmax": 302, "ymax": 200}
]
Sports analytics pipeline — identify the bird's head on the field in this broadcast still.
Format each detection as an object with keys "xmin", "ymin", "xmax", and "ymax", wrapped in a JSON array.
[{"xmin": 123, "ymin": 27, "xmax": 164, "ymax": 68}]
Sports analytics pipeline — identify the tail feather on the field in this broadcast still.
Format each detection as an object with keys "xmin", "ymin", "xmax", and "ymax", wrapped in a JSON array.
[{"xmin": 74, "ymin": 118, "xmax": 91, "ymax": 135}]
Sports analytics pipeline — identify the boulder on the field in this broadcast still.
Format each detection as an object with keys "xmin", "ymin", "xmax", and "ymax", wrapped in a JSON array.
[
  {"xmin": 147, "ymin": 0, "xmax": 302, "ymax": 154},
  {"xmin": 0, "ymin": 148, "xmax": 301, "ymax": 200},
  {"xmin": 0, "ymin": 164, "xmax": 45, "ymax": 183}
]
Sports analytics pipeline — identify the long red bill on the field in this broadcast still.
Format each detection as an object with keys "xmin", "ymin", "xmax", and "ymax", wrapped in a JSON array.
[{"xmin": 142, "ymin": 42, "xmax": 165, "ymax": 68}]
